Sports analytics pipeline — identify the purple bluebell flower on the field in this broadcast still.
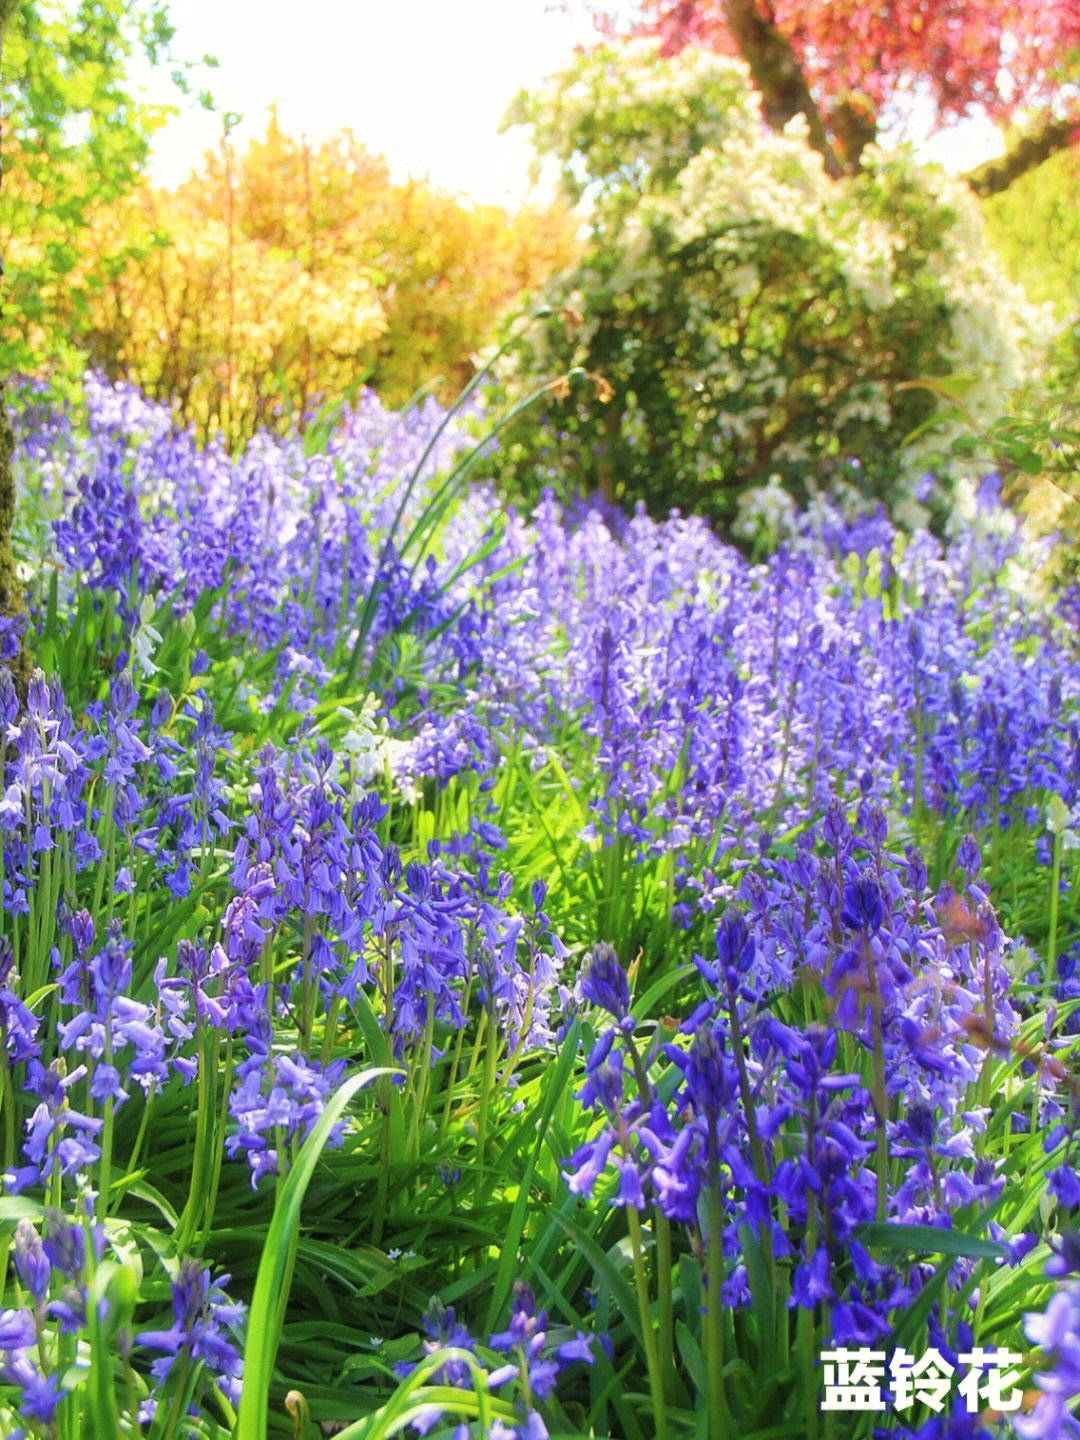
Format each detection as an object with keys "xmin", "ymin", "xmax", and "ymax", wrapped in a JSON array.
[
  {"xmin": 956, "ymin": 833, "xmax": 981, "ymax": 881},
  {"xmin": 136, "ymin": 1259, "xmax": 245, "ymax": 1405},
  {"xmin": 578, "ymin": 943, "xmax": 630, "ymax": 1022},
  {"xmin": 1014, "ymin": 1281, "xmax": 1080, "ymax": 1440},
  {"xmin": 12, "ymin": 1222, "xmax": 50, "ymax": 1304},
  {"xmin": 841, "ymin": 875, "xmax": 886, "ymax": 935}
]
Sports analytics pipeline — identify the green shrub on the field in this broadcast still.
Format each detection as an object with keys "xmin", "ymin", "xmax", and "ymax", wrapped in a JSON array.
[{"xmin": 491, "ymin": 39, "xmax": 1052, "ymax": 523}]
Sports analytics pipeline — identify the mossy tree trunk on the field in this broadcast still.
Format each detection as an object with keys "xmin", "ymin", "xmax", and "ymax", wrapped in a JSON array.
[
  {"xmin": 0, "ymin": 0, "xmax": 25, "ymax": 677},
  {"xmin": 0, "ymin": 373, "xmax": 14, "ymax": 615}
]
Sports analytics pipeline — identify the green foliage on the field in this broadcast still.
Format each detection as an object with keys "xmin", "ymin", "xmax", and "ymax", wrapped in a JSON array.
[
  {"xmin": 977, "ymin": 147, "xmax": 1080, "ymax": 549},
  {"xmin": 0, "ymin": 0, "xmax": 212, "ymax": 385},
  {"xmin": 491, "ymin": 40, "xmax": 1049, "ymax": 523},
  {"xmin": 236, "ymin": 1067, "xmax": 392, "ymax": 1440},
  {"xmin": 982, "ymin": 144, "xmax": 1080, "ymax": 317}
]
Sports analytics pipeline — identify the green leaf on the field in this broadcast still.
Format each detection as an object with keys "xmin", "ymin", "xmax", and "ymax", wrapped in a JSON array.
[
  {"xmin": 675, "ymin": 1319, "xmax": 707, "ymax": 1398},
  {"xmin": 86, "ymin": 1259, "xmax": 125, "ymax": 1436},
  {"xmin": 122, "ymin": 1179, "xmax": 180, "ymax": 1230},
  {"xmin": 326, "ymin": 1353, "xmax": 516, "ymax": 1440},
  {"xmin": 485, "ymin": 1020, "xmax": 581, "ymax": 1332},
  {"xmin": 853, "ymin": 1222, "xmax": 1008, "ymax": 1262},
  {"xmin": 896, "ymin": 375, "xmax": 980, "ymax": 405},
  {"xmin": 550, "ymin": 1210, "xmax": 644, "ymax": 1351},
  {"xmin": 235, "ymin": 1067, "xmax": 396, "ymax": 1440}
]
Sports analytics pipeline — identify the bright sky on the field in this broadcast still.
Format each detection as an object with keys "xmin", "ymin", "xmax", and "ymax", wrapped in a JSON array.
[
  {"xmin": 141, "ymin": 0, "xmax": 613, "ymax": 205},
  {"xmin": 140, "ymin": 0, "xmax": 1004, "ymax": 206}
]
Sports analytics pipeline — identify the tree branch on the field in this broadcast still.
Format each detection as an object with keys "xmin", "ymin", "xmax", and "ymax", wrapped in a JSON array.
[
  {"xmin": 965, "ymin": 112, "xmax": 1080, "ymax": 197},
  {"xmin": 723, "ymin": 0, "xmax": 845, "ymax": 178}
]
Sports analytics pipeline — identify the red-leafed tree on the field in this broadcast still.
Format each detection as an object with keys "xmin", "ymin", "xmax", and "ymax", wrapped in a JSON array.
[{"xmin": 600, "ymin": 0, "xmax": 1080, "ymax": 192}]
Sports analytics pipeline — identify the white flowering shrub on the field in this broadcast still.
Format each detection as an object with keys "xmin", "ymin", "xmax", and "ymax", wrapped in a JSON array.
[{"xmin": 493, "ymin": 40, "xmax": 1052, "ymax": 522}]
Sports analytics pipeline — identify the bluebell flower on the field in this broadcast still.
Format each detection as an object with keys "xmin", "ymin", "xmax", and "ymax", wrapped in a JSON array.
[
  {"xmin": 12, "ymin": 1222, "xmax": 50, "ymax": 1304},
  {"xmin": 956, "ymin": 833, "xmax": 981, "ymax": 881},
  {"xmin": 1015, "ymin": 1281, "xmax": 1080, "ymax": 1440},
  {"xmin": 578, "ymin": 943, "xmax": 630, "ymax": 1022},
  {"xmin": 136, "ymin": 1259, "xmax": 245, "ymax": 1405},
  {"xmin": 841, "ymin": 875, "xmax": 886, "ymax": 935}
]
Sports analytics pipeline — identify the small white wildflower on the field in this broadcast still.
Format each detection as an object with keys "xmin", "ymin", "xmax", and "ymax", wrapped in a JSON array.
[
  {"xmin": 1047, "ymin": 795, "xmax": 1080, "ymax": 850},
  {"xmin": 130, "ymin": 593, "xmax": 163, "ymax": 679},
  {"xmin": 1047, "ymin": 794, "xmax": 1071, "ymax": 837}
]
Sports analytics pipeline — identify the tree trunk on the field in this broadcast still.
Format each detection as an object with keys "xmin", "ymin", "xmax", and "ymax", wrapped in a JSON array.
[
  {"xmin": 596, "ymin": 399, "xmax": 620, "ymax": 506},
  {"xmin": 723, "ymin": 0, "xmax": 844, "ymax": 178},
  {"xmin": 0, "ymin": 0, "xmax": 26, "ymax": 684},
  {"xmin": 831, "ymin": 95, "xmax": 878, "ymax": 169}
]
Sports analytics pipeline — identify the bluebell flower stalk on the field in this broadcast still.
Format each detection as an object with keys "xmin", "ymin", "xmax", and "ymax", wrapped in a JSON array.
[{"xmin": 393, "ymin": 1286, "xmax": 598, "ymax": 1440}]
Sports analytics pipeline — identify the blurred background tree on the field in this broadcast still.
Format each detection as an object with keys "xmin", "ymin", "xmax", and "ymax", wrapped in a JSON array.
[
  {"xmin": 983, "ymin": 139, "xmax": 1080, "ymax": 418},
  {"xmin": 488, "ymin": 37, "xmax": 1054, "ymax": 522},
  {"xmin": 612, "ymin": 0, "xmax": 1080, "ymax": 191},
  {"xmin": 0, "ymin": 4, "xmax": 579, "ymax": 450},
  {"xmin": 0, "ymin": 0, "xmax": 211, "ymax": 383},
  {"xmin": 1, "ymin": 0, "xmax": 1077, "ymax": 530},
  {"xmin": 71, "ymin": 111, "xmax": 579, "ymax": 445},
  {"xmin": 477, "ymin": 0, "xmax": 1080, "ymax": 525}
]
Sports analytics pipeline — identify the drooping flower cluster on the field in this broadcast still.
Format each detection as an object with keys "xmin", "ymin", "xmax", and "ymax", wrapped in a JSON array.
[
  {"xmin": 136, "ymin": 1258, "xmax": 245, "ymax": 1410},
  {"xmin": 394, "ymin": 1283, "xmax": 598, "ymax": 1440},
  {"xmin": 0, "ymin": 1209, "xmax": 106, "ymax": 1436}
]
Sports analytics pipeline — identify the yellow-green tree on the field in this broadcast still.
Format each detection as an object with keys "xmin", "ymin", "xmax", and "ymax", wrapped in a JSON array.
[
  {"xmin": 982, "ymin": 143, "xmax": 1080, "ymax": 344},
  {"xmin": 0, "ymin": 0, "xmax": 210, "ymax": 647},
  {"xmin": 71, "ymin": 113, "xmax": 580, "ymax": 445}
]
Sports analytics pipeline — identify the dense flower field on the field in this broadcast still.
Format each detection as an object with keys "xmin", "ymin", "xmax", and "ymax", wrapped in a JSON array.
[{"xmin": 2, "ymin": 374, "xmax": 1080, "ymax": 1439}]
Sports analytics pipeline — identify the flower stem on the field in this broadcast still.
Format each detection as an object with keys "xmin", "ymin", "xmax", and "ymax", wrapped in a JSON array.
[
  {"xmin": 319, "ymin": 992, "xmax": 342, "ymax": 1068},
  {"xmin": 477, "ymin": 1005, "xmax": 497, "ymax": 1178},
  {"xmin": 655, "ymin": 1208, "xmax": 676, "ymax": 1403},
  {"xmin": 627, "ymin": 1205, "xmax": 668, "ymax": 1440},
  {"xmin": 299, "ymin": 912, "xmax": 315, "ymax": 1054},
  {"xmin": 705, "ymin": 1185, "xmax": 729, "ymax": 1440},
  {"xmin": 97, "ymin": 1094, "xmax": 114, "ymax": 1224},
  {"xmin": 799, "ymin": 1200, "xmax": 819, "ymax": 1440},
  {"xmin": 159, "ymin": 1353, "xmax": 196, "ymax": 1440},
  {"xmin": 865, "ymin": 942, "xmax": 888, "ymax": 1223},
  {"xmin": 373, "ymin": 934, "xmax": 394, "ymax": 1249},
  {"xmin": 196, "ymin": 1038, "xmax": 234, "ymax": 1253},
  {"xmin": 1, "ymin": 1056, "xmax": 14, "ymax": 1181},
  {"xmin": 912, "ymin": 682, "xmax": 924, "ymax": 848},
  {"xmin": 1049, "ymin": 825, "xmax": 1063, "ymax": 989},
  {"xmin": 726, "ymin": 976, "xmax": 775, "ymax": 1281}
]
